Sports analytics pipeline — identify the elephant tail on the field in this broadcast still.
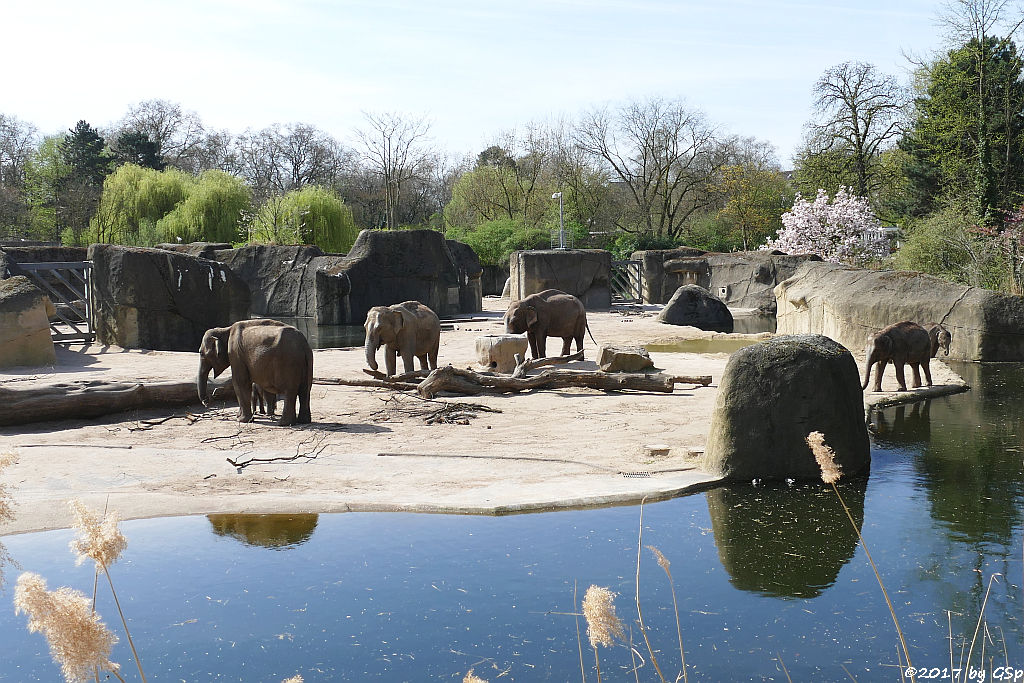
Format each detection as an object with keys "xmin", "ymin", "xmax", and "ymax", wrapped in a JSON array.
[{"xmin": 585, "ymin": 318, "xmax": 598, "ymax": 347}]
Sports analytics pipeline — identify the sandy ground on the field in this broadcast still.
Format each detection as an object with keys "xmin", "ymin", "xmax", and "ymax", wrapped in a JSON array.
[{"xmin": 0, "ymin": 298, "xmax": 966, "ymax": 535}]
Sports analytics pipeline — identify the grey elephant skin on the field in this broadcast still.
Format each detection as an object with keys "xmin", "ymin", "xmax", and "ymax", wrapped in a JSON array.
[
  {"xmin": 197, "ymin": 319, "xmax": 313, "ymax": 426},
  {"xmin": 923, "ymin": 322, "xmax": 952, "ymax": 358},
  {"xmin": 862, "ymin": 321, "xmax": 933, "ymax": 392},
  {"xmin": 504, "ymin": 289, "xmax": 590, "ymax": 359},
  {"xmin": 364, "ymin": 301, "xmax": 441, "ymax": 376}
]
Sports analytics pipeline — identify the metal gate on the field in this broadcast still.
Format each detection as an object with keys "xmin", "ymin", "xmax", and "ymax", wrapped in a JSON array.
[
  {"xmin": 610, "ymin": 260, "xmax": 643, "ymax": 304},
  {"xmin": 16, "ymin": 261, "xmax": 95, "ymax": 343}
]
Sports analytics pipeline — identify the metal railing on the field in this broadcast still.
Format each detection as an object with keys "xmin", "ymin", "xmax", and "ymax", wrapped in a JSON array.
[
  {"xmin": 611, "ymin": 260, "xmax": 643, "ymax": 304},
  {"xmin": 16, "ymin": 261, "xmax": 95, "ymax": 343}
]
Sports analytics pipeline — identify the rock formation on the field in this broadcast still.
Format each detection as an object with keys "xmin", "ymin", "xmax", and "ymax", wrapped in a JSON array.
[
  {"xmin": 657, "ymin": 284, "xmax": 734, "ymax": 332},
  {"xmin": 0, "ymin": 276, "xmax": 56, "ymax": 368}
]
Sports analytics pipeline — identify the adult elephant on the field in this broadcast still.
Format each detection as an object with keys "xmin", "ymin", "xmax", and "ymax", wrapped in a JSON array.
[
  {"xmin": 197, "ymin": 319, "xmax": 313, "ymax": 426},
  {"xmin": 364, "ymin": 301, "xmax": 441, "ymax": 376},
  {"xmin": 504, "ymin": 289, "xmax": 591, "ymax": 359},
  {"xmin": 862, "ymin": 320, "xmax": 932, "ymax": 392}
]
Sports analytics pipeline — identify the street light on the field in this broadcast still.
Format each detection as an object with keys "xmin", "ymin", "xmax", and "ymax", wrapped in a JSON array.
[{"xmin": 552, "ymin": 192, "xmax": 564, "ymax": 249}]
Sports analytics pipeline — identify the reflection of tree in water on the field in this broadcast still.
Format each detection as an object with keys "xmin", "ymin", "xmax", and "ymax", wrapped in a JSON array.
[
  {"xmin": 870, "ymin": 363, "xmax": 1024, "ymax": 636},
  {"xmin": 207, "ymin": 514, "xmax": 319, "ymax": 549},
  {"xmin": 706, "ymin": 480, "xmax": 866, "ymax": 599}
]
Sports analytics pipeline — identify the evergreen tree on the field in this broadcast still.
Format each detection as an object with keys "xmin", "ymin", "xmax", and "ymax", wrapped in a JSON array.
[
  {"xmin": 112, "ymin": 131, "xmax": 165, "ymax": 170},
  {"xmin": 55, "ymin": 121, "xmax": 110, "ymax": 242}
]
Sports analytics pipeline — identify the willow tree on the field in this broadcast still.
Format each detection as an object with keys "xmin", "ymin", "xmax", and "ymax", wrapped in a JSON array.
[
  {"xmin": 248, "ymin": 185, "xmax": 357, "ymax": 253},
  {"xmin": 158, "ymin": 170, "xmax": 251, "ymax": 243}
]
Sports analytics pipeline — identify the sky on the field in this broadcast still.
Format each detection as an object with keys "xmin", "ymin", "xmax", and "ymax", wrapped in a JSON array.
[{"xmin": 4, "ymin": 0, "xmax": 949, "ymax": 167}]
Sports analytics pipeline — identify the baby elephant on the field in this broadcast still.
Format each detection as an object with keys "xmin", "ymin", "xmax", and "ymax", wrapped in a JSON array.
[
  {"xmin": 364, "ymin": 301, "xmax": 441, "ymax": 376},
  {"xmin": 923, "ymin": 322, "xmax": 952, "ymax": 358},
  {"xmin": 504, "ymin": 289, "xmax": 591, "ymax": 359},
  {"xmin": 862, "ymin": 321, "xmax": 933, "ymax": 392}
]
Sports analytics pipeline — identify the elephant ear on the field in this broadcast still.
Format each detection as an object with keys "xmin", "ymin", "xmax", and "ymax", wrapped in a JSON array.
[
  {"xmin": 526, "ymin": 306, "xmax": 538, "ymax": 327},
  {"xmin": 391, "ymin": 310, "xmax": 405, "ymax": 331}
]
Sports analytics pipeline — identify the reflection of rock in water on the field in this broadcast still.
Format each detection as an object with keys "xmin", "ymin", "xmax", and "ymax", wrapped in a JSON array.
[
  {"xmin": 706, "ymin": 481, "xmax": 866, "ymax": 599},
  {"xmin": 207, "ymin": 514, "xmax": 319, "ymax": 549}
]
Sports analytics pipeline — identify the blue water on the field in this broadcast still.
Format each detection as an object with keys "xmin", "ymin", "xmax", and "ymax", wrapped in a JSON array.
[{"xmin": 1, "ymin": 362, "xmax": 1022, "ymax": 681}]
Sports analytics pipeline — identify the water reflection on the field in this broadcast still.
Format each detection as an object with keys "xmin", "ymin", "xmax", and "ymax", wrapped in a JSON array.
[
  {"xmin": 707, "ymin": 481, "xmax": 865, "ymax": 598},
  {"xmin": 271, "ymin": 317, "xmax": 366, "ymax": 349},
  {"xmin": 207, "ymin": 513, "xmax": 319, "ymax": 549},
  {"xmin": 731, "ymin": 312, "xmax": 777, "ymax": 334},
  {"xmin": 870, "ymin": 400, "xmax": 932, "ymax": 442}
]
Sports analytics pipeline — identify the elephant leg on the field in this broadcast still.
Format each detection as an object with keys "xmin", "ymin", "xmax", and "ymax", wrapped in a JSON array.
[
  {"xmin": 893, "ymin": 362, "xmax": 908, "ymax": 392},
  {"xmin": 265, "ymin": 392, "xmax": 277, "ymax": 417},
  {"xmin": 560, "ymin": 337, "xmax": 572, "ymax": 356},
  {"xmin": 910, "ymin": 363, "xmax": 922, "ymax": 388},
  {"xmin": 872, "ymin": 361, "xmax": 886, "ymax": 393},
  {"xmin": 401, "ymin": 349, "xmax": 416, "ymax": 373},
  {"xmin": 385, "ymin": 348, "xmax": 398, "ymax": 377},
  {"xmin": 417, "ymin": 354, "xmax": 429, "ymax": 371},
  {"xmin": 297, "ymin": 384, "xmax": 311, "ymax": 424},
  {"xmin": 536, "ymin": 331, "xmax": 547, "ymax": 358},
  {"xmin": 922, "ymin": 360, "xmax": 933, "ymax": 387},
  {"xmin": 278, "ymin": 392, "xmax": 298, "ymax": 427},
  {"xmin": 527, "ymin": 333, "xmax": 540, "ymax": 360},
  {"xmin": 428, "ymin": 349, "xmax": 438, "ymax": 370},
  {"xmin": 234, "ymin": 378, "xmax": 255, "ymax": 423}
]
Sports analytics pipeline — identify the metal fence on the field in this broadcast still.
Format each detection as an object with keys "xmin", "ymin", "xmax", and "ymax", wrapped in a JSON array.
[
  {"xmin": 611, "ymin": 260, "xmax": 643, "ymax": 304},
  {"xmin": 16, "ymin": 261, "xmax": 95, "ymax": 343}
]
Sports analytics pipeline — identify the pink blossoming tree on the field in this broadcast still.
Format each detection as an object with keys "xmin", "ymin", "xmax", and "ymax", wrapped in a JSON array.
[{"xmin": 762, "ymin": 187, "xmax": 889, "ymax": 265}]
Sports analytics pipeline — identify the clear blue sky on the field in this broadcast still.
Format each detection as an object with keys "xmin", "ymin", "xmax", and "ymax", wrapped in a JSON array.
[{"xmin": 6, "ymin": 0, "xmax": 945, "ymax": 166}]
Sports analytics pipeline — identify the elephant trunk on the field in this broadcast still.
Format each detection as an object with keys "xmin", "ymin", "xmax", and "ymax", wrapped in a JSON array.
[
  {"xmin": 198, "ymin": 358, "xmax": 212, "ymax": 405},
  {"xmin": 365, "ymin": 334, "xmax": 379, "ymax": 371},
  {"xmin": 861, "ymin": 352, "xmax": 877, "ymax": 390}
]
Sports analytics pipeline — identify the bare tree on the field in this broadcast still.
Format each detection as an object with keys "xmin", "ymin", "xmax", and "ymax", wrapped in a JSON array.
[
  {"xmin": 0, "ymin": 114, "xmax": 38, "ymax": 236},
  {"xmin": 114, "ymin": 99, "xmax": 207, "ymax": 173},
  {"xmin": 355, "ymin": 112, "xmax": 433, "ymax": 229},
  {"xmin": 235, "ymin": 123, "xmax": 347, "ymax": 203},
  {"xmin": 574, "ymin": 97, "xmax": 722, "ymax": 239},
  {"xmin": 805, "ymin": 61, "xmax": 905, "ymax": 197}
]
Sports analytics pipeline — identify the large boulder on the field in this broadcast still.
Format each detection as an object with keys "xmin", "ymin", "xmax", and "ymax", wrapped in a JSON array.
[
  {"xmin": 702, "ymin": 334, "xmax": 870, "ymax": 482},
  {"xmin": 323, "ymin": 229, "xmax": 462, "ymax": 324},
  {"xmin": 775, "ymin": 261, "xmax": 1024, "ymax": 361},
  {"xmin": 89, "ymin": 244, "xmax": 250, "ymax": 351},
  {"xmin": 632, "ymin": 249, "xmax": 821, "ymax": 311},
  {"xmin": 657, "ymin": 284, "xmax": 734, "ymax": 332},
  {"xmin": 509, "ymin": 249, "xmax": 612, "ymax": 309},
  {"xmin": 155, "ymin": 242, "xmax": 232, "ymax": 259},
  {"xmin": 446, "ymin": 239, "xmax": 483, "ymax": 314},
  {"xmin": 0, "ymin": 276, "xmax": 56, "ymax": 368},
  {"xmin": 211, "ymin": 244, "xmax": 327, "ymax": 317},
  {"xmin": 597, "ymin": 345, "xmax": 655, "ymax": 372}
]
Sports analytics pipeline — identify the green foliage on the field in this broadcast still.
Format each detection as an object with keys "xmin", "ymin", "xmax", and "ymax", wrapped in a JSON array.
[
  {"xmin": 711, "ymin": 164, "xmax": 792, "ymax": 250},
  {"xmin": 902, "ymin": 36, "xmax": 1024, "ymax": 220},
  {"xmin": 248, "ymin": 186, "xmax": 357, "ymax": 253},
  {"xmin": 113, "ymin": 131, "xmax": 164, "ymax": 170},
  {"xmin": 446, "ymin": 218, "xmax": 548, "ymax": 266},
  {"xmin": 681, "ymin": 213, "xmax": 742, "ymax": 253},
  {"xmin": 892, "ymin": 205, "xmax": 1004, "ymax": 289},
  {"xmin": 604, "ymin": 231, "xmax": 682, "ymax": 260},
  {"xmin": 158, "ymin": 170, "xmax": 250, "ymax": 243},
  {"xmin": 59, "ymin": 121, "xmax": 109, "ymax": 185},
  {"xmin": 22, "ymin": 135, "xmax": 69, "ymax": 240}
]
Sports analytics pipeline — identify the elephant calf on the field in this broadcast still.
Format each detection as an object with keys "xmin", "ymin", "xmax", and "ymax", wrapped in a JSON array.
[
  {"xmin": 923, "ymin": 322, "xmax": 952, "ymax": 358},
  {"xmin": 198, "ymin": 319, "xmax": 313, "ymax": 426},
  {"xmin": 504, "ymin": 289, "xmax": 593, "ymax": 359},
  {"xmin": 364, "ymin": 301, "xmax": 441, "ymax": 376},
  {"xmin": 862, "ymin": 320, "xmax": 932, "ymax": 392}
]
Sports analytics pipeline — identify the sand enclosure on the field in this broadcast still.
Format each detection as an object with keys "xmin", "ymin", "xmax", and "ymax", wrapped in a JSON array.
[{"xmin": 0, "ymin": 298, "xmax": 965, "ymax": 534}]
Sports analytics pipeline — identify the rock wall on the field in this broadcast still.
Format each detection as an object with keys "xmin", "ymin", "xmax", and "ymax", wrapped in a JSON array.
[
  {"xmin": 481, "ymin": 264, "xmax": 511, "ymax": 296},
  {"xmin": 324, "ymin": 229, "xmax": 462, "ymax": 324},
  {"xmin": 633, "ymin": 248, "xmax": 821, "ymax": 311},
  {"xmin": 509, "ymin": 249, "xmax": 612, "ymax": 309},
  {"xmin": 774, "ymin": 261, "xmax": 1024, "ymax": 361},
  {"xmin": 0, "ymin": 276, "xmax": 56, "ymax": 368},
  {"xmin": 89, "ymin": 244, "xmax": 250, "ymax": 351},
  {"xmin": 211, "ymin": 244, "xmax": 329, "ymax": 318},
  {"xmin": 446, "ymin": 239, "xmax": 483, "ymax": 314}
]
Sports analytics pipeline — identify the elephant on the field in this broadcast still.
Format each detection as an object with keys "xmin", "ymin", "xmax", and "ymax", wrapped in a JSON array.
[
  {"xmin": 923, "ymin": 322, "xmax": 952, "ymax": 358},
  {"xmin": 503, "ymin": 289, "xmax": 593, "ymax": 359},
  {"xmin": 197, "ymin": 318, "xmax": 313, "ymax": 426},
  {"xmin": 862, "ymin": 320, "xmax": 933, "ymax": 392},
  {"xmin": 251, "ymin": 384, "xmax": 277, "ymax": 418},
  {"xmin": 364, "ymin": 301, "xmax": 441, "ymax": 376}
]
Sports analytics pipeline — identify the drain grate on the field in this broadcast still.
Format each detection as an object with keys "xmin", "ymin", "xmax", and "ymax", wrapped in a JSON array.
[{"xmin": 621, "ymin": 471, "xmax": 653, "ymax": 478}]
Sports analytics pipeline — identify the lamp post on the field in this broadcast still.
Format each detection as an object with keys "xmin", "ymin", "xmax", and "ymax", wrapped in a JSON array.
[{"xmin": 552, "ymin": 191, "xmax": 564, "ymax": 249}]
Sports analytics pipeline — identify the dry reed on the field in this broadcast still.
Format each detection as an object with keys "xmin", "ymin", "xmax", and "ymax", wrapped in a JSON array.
[
  {"xmin": 281, "ymin": 677, "xmax": 304, "ymax": 683},
  {"xmin": 646, "ymin": 545, "xmax": 688, "ymax": 683},
  {"xmin": 583, "ymin": 584, "xmax": 625, "ymax": 681},
  {"xmin": 463, "ymin": 670, "xmax": 488, "ymax": 683},
  {"xmin": 14, "ymin": 572, "xmax": 123, "ymax": 683},
  {"xmin": 806, "ymin": 431, "xmax": 914, "ymax": 681},
  {"xmin": 0, "ymin": 450, "xmax": 18, "ymax": 588}
]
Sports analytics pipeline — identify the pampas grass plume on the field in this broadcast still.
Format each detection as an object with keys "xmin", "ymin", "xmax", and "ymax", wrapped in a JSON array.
[
  {"xmin": 806, "ymin": 431, "xmax": 843, "ymax": 484},
  {"xmin": 583, "ymin": 585, "xmax": 625, "ymax": 649},
  {"xmin": 463, "ymin": 669, "xmax": 488, "ymax": 683},
  {"xmin": 69, "ymin": 499, "xmax": 127, "ymax": 568},
  {"xmin": 14, "ymin": 572, "xmax": 120, "ymax": 682}
]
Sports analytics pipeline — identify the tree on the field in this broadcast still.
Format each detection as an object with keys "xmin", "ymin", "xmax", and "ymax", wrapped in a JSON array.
[
  {"xmin": 158, "ymin": 170, "xmax": 251, "ymax": 244},
  {"xmin": 713, "ymin": 164, "xmax": 793, "ymax": 250},
  {"xmin": 0, "ymin": 114, "xmax": 37, "ymax": 237},
  {"xmin": 799, "ymin": 62, "xmax": 905, "ymax": 199},
  {"xmin": 114, "ymin": 99, "xmax": 208, "ymax": 173},
  {"xmin": 90, "ymin": 165, "xmax": 193, "ymax": 244},
  {"xmin": 111, "ymin": 131, "xmax": 164, "ymax": 170},
  {"xmin": 355, "ymin": 112, "xmax": 433, "ymax": 229},
  {"xmin": 575, "ymin": 97, "xmax": 722, "ymax": 240},
  {"xmin": 235, "ymin": 123, "xmax": 346, "ymax": 203},
  {"xmin": 22, "ymin": 135, "xmax": 69, "ymax": 240},
  {"xmin": 248, "ymin": 185, "xmax": 357, "ymax": 253},
  {"xmin": 57, "ymin": 121, "xmax": 110, "ymax": 243},
  {"xmin": 762, "ymin": 187, "xmax": 889, "ymax": 265}
]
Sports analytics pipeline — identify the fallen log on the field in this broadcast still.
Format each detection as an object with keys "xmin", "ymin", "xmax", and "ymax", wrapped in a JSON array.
[
  {"xmin": 360, "ymin": 368, "xmax": 432, "ymax": 382},
  {"xmin": 314, "ymin": 377, "xmax": 420, "ymax": 391},
  {"xmin": 0, "ymin": 379, "xmax": 235, "ymax": 427},
  {"xmin": 511, "ymin": 350, "xmax": 584, "ymax": 378},
  {"xmin": 417, "ymin": 365, "xmax": 711, "ymax": 398}
]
